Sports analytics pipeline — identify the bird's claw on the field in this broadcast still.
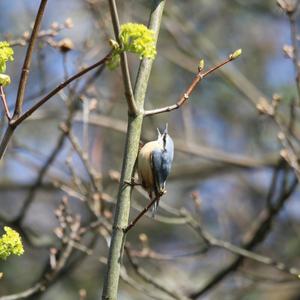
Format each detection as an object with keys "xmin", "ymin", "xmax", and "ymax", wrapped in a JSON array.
[
  {"xmin": 124, "ymin": 178, "xmax": 141, "ymax": 186},
  {"xmin": 159, "ymin": 188, "xmax": 167, "ymax": 196}
]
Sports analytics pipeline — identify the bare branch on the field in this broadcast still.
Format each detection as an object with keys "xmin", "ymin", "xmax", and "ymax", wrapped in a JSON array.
[
  {"xmin": 124, "ymin": 246, "xmax": 190, "ymax": 300},
  {"xmin": 14, "ymin": 52, "xmax": 112, "ymax": 126},
  {"xmin": 61, "ymin": 124, "xmax": 100, "ymax": 194},
  {"xmin": 189, "ymin": 172, "xmax": 298, "ymax": 298},
  {"xmin": 12, "ymin": 0, "xmax": 48, "ymax": 120},
  {"xmin": 124, "ymin": 196, "xmax": 159, "ymax": 233},
  {"xmin": 0, "ymin": 52, "xmax": 112, "ymax": 160},
  {"xmin": 287, "ymin": 3, "xmax": 300, "ymax": 105},
  {"xmin": 0, "ymin": 86, "xmax": 11, "ymax": 120},
  {"xmin": 144, "ymin": 53, "xmax": 239, "ymax": 116},
  {"xmin": 108, "ymin": 0, "xmax": 138, "ymax": 116}
]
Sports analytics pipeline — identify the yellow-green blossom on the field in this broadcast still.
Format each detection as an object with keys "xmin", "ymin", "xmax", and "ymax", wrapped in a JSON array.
[
  {"xmin": 0, "ymin": 42, "xmax": 14, "ymax": 73},
  {"xmin": 119, "ymin": 23, "xmax": 156, "ymax": 59},
  {"xmin": 107, "ymin": 23, "xmax": 156, "ymax": 70},
  {"xmin": 0, "ymin": 227, "xmax": 24, "ymax": 260}
]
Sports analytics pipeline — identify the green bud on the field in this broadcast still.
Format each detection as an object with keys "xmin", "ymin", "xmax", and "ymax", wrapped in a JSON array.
[
  {"xmin": 198, "ymin": 59, "xmax": 205, "ymax": 71},
  {"xmin": 0, "ymin": 74, "xmax": 11, "ymax": 86},
  {"xmin": 229, "ymin": 48, "xmax": 242, "ymax": 60},
  {"xmin": 109, "ymin": 39, "xmax": 120, "ymax": 50}
]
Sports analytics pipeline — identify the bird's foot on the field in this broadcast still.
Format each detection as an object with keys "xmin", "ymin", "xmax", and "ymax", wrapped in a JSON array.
[
  {"xmin": 159, "ymin": 188, "xmax": 167, "ymax": 196},
  {"xmin": 124, "ymin": 177, "xmax": 142, "ymax": 187}
]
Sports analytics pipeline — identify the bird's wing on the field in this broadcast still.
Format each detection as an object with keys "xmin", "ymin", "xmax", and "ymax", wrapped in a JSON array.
[
  {"xmin": 151, "ymin": 149, "xmax": 163, "ymax": 196},
  {"xmin": 150, "ymin": 150, "xmax": 163, "ymax": 215}
]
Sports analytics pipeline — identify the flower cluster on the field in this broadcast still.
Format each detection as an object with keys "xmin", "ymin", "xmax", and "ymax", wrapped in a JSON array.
[
  {"xmin": 107, "ymin": 23, "xmax": 156, "ymax": 70},
  {"xmin": 0, "ymin": 41, "xmax": 14, "ymax": 86},
  {"xmin": 119, "ymin": 23, "xmax": 156, "ymax": 59},
  {"xmin": 0, "ymin": 227, "xmax": 24, "ymax": 260},
  {"xmin": 0, "ymin": 42, "xmax": 14, "ymax": 73}
]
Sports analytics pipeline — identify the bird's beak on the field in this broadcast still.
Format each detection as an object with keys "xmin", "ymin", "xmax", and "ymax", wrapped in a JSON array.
[{"xmin": 164, "ymin": 123, "xmax": 168, "ymax": 134}]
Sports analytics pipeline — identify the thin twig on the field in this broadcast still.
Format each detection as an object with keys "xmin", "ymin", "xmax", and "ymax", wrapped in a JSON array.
[
  {"xmin": 0, "ymin": 86, "xmax": 11, "ymax": 120},
  {"xmin": 60, "ymin": 124, "xmax": 100, "ymax": 193},
  {"xmin": 14, "ymin": 52, "xmax": 112, "ymax": 126},
  {"xmin": 144, "ymin": 53, "xmax": 238, "ymax": 116},
  {"xmin": 15, "ymin": 132, "xmax": 67, "ymax": 224},
  {"xmin": 164, "ymin": 13, "xmax": 266, "ymax": 108},
  {"xmin": 108, "ymin": 0, "xmax": 138, "ymax": 116},
  {"xmin": 189, "ymin": 173, "xmax": 298, "ymax": 298},
  {"xmin": 125, "ymin": 196, "xmax": 159, "ymax": 233},
  {"xmin": 0, "ymin": 52, "xmax": 112, "ymax": 160},
  {"xmin": 0, "ymin": 206, "xmax": 81, "ymax": 300},
  {"xmin": 73, "ymin": 113, "xmax": 281, "ymax": 171},
  {"xmin": 11, "ymin": 64, "xmax": 106, "ymax": 226},
  {"xmin": 288, "ymin": 7, "xmax": 300, "ymax": 105},
  {"xmin": 188, "ymin": 219, "xmax": 300, "ymax": 280},
  {"xmin": 9, "ymin": 22, "xmax": 72, "ymax": 48},
  {"xmin": 124, "ymin": 246, "xmax": 190, "ymax": 300},
  {"xmin": 12, "ymin": 0, "xmax": 48, "ymax": 120}
]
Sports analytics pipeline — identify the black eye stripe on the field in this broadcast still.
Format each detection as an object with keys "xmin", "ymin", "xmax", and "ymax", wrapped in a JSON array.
[{"xmin": 163, "ymin": 134, "xmax": 167, "ymax": 149}]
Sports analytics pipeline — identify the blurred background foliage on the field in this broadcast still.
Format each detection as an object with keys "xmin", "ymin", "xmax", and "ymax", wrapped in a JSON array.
[{"xmin": 0, "ymin": 0, "xmax": 300, "ymax": 299}]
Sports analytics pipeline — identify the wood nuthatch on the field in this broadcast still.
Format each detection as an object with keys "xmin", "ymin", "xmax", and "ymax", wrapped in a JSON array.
[{"xmin": 137, "ymin": 124, "xmax": 174, "ymax": 214}]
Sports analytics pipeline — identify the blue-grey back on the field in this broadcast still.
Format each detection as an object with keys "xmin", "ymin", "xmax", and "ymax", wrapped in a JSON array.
[{"xmin": 152, "ymin": 134, "xmax": 174, "ymax": 189}]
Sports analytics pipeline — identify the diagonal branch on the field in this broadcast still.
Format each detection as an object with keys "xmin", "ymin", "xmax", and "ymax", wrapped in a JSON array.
[
  {"xmin": 12, "ymin": 0, "xmax": 48, "ymax": 120},
  {"xmin": 0, "ymin": 86, "xmax": 11, "ymax": 120},
  {"xmin": 124, "ymin": 246, "xmax": 190, "ymax": 300},
  {"xmin": 144, "ymin": 53, "xmax": 240, "ymax": 116},
  {"xmin": 14, "ymin": 52, "xmax": 112, "ymax": 126},
  {"xmin": 187, "ymin": 217, "xmax": 300, "ymax": 280},
  {"xmin": 124, "ymin": 196, "xmax": 158, "ymax": 233},
  {"xmin": 188, "ymin": 170, "xmax": 298, "ymax": 298},
  {"xmin": 0, "ymin": 51, "xmax": 112, "ymax": 160},
  {"xmin": 60, "ymin": 124, "xmax": 100, "ymax": 193}
]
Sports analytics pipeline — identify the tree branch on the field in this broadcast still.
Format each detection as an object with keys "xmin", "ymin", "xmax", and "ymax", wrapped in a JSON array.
[
  {"xmin": 0, "ymin": 86, "xmax": 11, "ymax": 120},
  {"xmin": 189, "ymin": 171, "xmax": 298, "ymax": 298},
  {"xmin": 102, "ymin": 1, "xmax": 166, "ymax": 299},
  {"xmin": 108, "ymin": 0, "xmax": 138, "ymax": 116},
  {"xmin": 124, "ymin": 196, "xmax": 159, "ymax": 233},
  {"xmin": 0, "ymin": 52, "xmax": 112, "ymax": 160},
  {"xmin": 14, "ymin": 53, "xmax": 112, "ymax": 126},
  {"xmin": 144, "ymin": 53, "xmax": 239, "ymax": 116},
  {"xmin": 12, "ymin": 0, "xmax": 48, "ymax": 120},
  {"xmin": 288, "ymin": 5, "xmax": 300, "ymax": 105}
]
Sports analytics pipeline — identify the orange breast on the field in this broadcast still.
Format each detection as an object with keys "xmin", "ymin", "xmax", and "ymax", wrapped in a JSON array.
[{"xmin": 137, "ymin": 141, "xmax": 157, "ymax": 192}]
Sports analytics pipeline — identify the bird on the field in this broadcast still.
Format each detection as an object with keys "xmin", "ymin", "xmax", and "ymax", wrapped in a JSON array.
[{"xmin": 137, "ymin": 124, "xmax": 174, "ymax": 215}]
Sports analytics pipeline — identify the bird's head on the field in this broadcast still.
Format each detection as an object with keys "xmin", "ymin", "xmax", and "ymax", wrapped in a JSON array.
[{"xmin": 157, "ymin": 124, "xmax": 173, "ymax": 153}]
